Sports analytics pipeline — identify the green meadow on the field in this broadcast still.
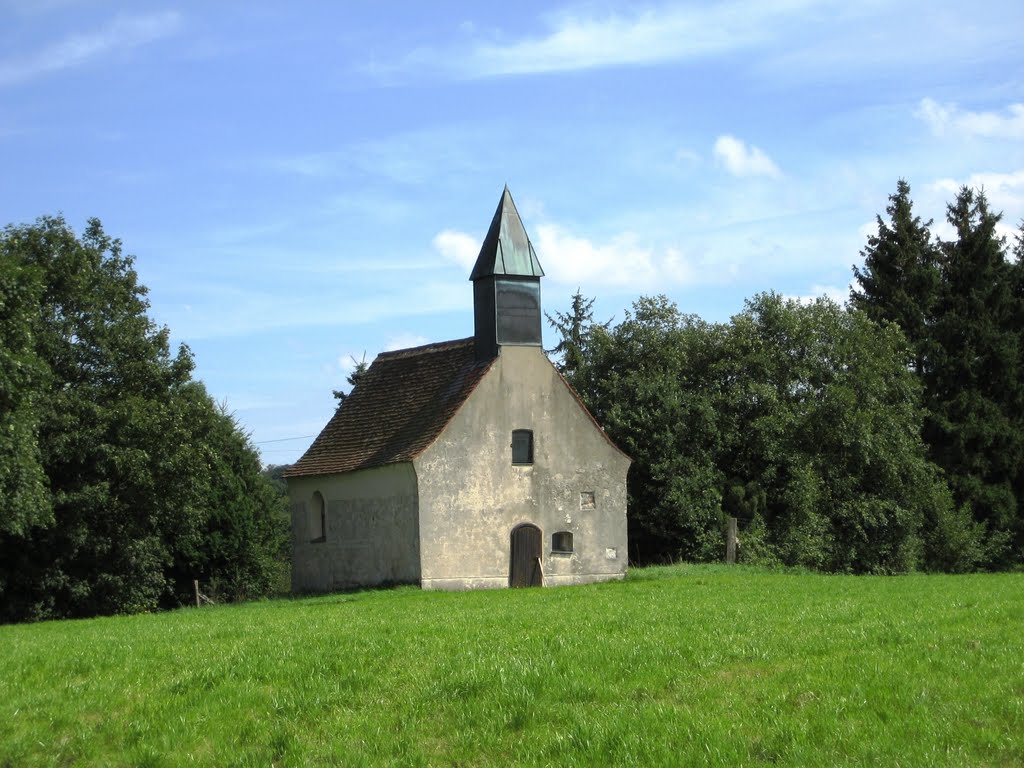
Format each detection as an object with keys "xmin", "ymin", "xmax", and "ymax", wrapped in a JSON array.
[{"xmin": 1, "ymin": 565, "xmax": 1022, "ymax": 767}]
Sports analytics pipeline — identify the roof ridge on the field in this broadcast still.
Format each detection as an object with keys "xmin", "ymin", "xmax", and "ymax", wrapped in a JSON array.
[{"xmin": 375, "ymin": 336, "xmax": 474, "ymax": 360}]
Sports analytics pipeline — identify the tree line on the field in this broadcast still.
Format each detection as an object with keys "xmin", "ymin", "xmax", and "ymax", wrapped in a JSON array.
[
  {"xmin": 549, "ymin": 182, "xmax": 1023, "ymax": 572},
  {"xmin": 0, "ymin": 216, "xmax": 288, "ymax": 623},
  {"xmin": 1, "ymin": 181, "xmax": 1018, "ymax": 621}
]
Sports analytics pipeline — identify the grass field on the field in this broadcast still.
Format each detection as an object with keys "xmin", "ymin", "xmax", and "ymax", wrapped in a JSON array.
[{"xmin": 1, "ymin": 565, "xmax": 1022, "ymax": 767}]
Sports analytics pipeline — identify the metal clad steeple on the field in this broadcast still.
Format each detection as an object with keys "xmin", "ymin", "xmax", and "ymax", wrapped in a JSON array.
[
  {"xmin": 470, "ymin": 187, "xmax": 545, "ymax": 360},
  {"xmin": 470, "ymin": 186, "xmax": 545, "ymax": 280}
]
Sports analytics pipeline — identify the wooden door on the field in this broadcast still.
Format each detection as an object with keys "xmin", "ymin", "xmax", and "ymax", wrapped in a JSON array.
[{"xmin": 510, "ymin": 524, "xmax": 542, "ymax": 587}]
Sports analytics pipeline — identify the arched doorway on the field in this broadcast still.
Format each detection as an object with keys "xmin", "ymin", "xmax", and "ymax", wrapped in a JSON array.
[{"xmin": 509, "ymin": 523, "xmax": 543, "ymax": 587}]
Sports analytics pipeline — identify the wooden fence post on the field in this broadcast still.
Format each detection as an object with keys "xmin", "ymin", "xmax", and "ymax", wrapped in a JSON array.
[
  {"xmin": 726, "ymin": 517, "xmax": 738, "ymax": 564},
  {"xmin": 194, "ymin": 579, "xmax": 201, "ymax": 608}
]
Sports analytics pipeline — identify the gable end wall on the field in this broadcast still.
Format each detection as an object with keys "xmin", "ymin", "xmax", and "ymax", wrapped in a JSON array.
[{"xmin": 414, "ymin": 345, "xmax": 630, "ymax": 589}]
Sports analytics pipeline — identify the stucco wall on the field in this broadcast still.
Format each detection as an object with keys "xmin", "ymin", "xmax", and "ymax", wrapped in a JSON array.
[
  {"xmin": 414, "ymin": 345, "xmax": 630, "ymax": 589},
  {"xmin": 287, "ymin": 463, "xmax": 420, "ymax": 593}
]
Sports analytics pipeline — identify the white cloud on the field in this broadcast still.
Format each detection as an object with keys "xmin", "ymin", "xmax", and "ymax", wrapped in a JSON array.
[
  {"xmin": 0, "ymin": 0, "xmax": 84, "ymax": 15},
  {"xmin": 755, "ymin": 2, "xmax": 1022, "ymax": 86},
  {"xmin": 163, "ymin": 279, "xmax": 470, "ymax": 341},
  {"xmin": 916, "ymin": 98, "xmax": 1024, "ymax": 140},
  {"xmin": 433, "ymin": 221, "xmax": 695, "ymax": 292},
  {"xmin": 384, "ymin": 333, "xmax": 429, "ymax": 351},
  {"xmin": 929, "ymin": 169, "xmax": 1024, "ymax": 206},
  {"xmin": 322, "ymin": 353, "xmax": 363, "ymax": 406},
  {"xmin": 272, "ymin": 126, "xmax": 483, "ymax": 185},
  {"xmin": 433, "ymin": 229, "xmax": 479, "ymax": 271},
  {"xmin": 857, "ymin": 220, "xmax": 878, "ymax": 242},
  {"xmin": 786, "ymin": 283, "xmax": 851, "ymax": 306},
  {"xmin": 271, "ymin": 152, "xmax": 338, "ymax": 177},
  {"xmin": 713, "ymin": 135, "xmax": 781, "ymax": 178},
  {"xmin": 674, "ymin": 147, "xmax": 702, "ymax": 165},
  {"xmin": 400, "ymin": 0, "xmax": 819, "ymax": 78},
  {"xmin": 0, "ymin": 11, "xmax": 182, "ymax": 87},
  {"xmin": 535, "ymin": 223, "xmax": 694, "ymax": 289},
  {"xmin": 928, "ymin": 170, "xmax": 1024, "ymax": 241}
]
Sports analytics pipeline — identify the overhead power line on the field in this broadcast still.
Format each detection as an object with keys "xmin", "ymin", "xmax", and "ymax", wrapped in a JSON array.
[{"xmin": 255, "ymin": 434, "xmax": 316, "ymax": 445}]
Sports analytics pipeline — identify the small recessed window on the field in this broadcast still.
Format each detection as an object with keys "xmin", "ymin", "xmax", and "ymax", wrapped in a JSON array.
[
  {"xmin": 310, "ymin": 491, "xmax": 326, "ymax": 543},
  {"xmin": 552, "ymin": 531, "xmax": 573, "ymax": 553},
  {"xmin": 511, "ymin": 429, "xmax": 534, "ymax": 465},
  {"xmin": 580, "ymin": 491, "xmax": 596, "ymax": 510}
]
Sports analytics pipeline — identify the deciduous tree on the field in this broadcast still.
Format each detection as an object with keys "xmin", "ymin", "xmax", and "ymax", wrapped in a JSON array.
[
  {"xmin": 572, "ymin": 291, "xmax": 961, "ymax": 571},
  {"xmin": 0, "ymin": 216, "xmax": 288, "ymax": 622},
  {"xmin": 0, "ymin": 251, "xmax": 49, "ymax": 536}
]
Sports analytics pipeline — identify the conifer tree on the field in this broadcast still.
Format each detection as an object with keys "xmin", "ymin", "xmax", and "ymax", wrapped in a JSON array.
[
  {"xmin": 333, "ymin": 354, "xmax": 368, "ymax": 407},
  {"xmin": 851, "ymin": 179, "xmax": 940, "ymax": 375},
  {"xmin": 928, "ymin": 188, "xmax": 1022, "ymax": 566},
  {"xmin": 545, "ymin": 289, "xmax": 607, "ymax": 394}
]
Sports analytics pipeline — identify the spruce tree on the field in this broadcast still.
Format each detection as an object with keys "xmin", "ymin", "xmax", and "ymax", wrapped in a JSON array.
[
  {"xmin": 333, "ymin": 354, "xmax": 368, "ymax": 408},
  {"xmin": 1010, "ymin": 222, "xmax": 1024, "ymax": 557},
  {"xmin": 851, "ymin": 179, "xmax": 940, "ymax": 376},
  {"xmin": 928, "ymin": 188, "xmax": 1022, "ymax": 566},
  {"xmin": 545, "ymin": 289, "xmax": 607, "ymax": 394}
]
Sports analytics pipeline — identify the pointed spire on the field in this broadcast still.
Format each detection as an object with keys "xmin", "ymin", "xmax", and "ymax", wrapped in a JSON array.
[{"xmin": 470, "ymin": 186, "xmax": 545, "ymax": 280}]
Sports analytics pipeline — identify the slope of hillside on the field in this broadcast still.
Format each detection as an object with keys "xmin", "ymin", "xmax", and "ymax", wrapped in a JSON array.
[{"xmin": 1, "ymin": 565, "xmax": 1021, "ymax": 766}]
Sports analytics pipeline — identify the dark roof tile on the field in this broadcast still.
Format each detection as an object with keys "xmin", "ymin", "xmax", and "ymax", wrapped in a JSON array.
[{"xmin": 285, "ymin": 338, "xmax": 493, "ymax": 478}]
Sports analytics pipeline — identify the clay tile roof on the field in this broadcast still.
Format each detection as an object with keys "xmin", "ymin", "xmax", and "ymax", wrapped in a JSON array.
[{"xmin": 284, "ymin": 338, "xmax": 494, "ymax": 478}]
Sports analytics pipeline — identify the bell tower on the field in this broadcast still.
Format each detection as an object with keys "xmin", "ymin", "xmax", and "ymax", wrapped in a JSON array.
[{"xmin": 470, "ymin": 186, "xmax": 545, "ymax": 360}]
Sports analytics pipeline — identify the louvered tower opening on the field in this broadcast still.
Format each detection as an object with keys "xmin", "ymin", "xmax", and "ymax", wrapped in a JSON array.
[{"xmin": 470, "ymin": 187, "xmax": 545, "ymax": 360}]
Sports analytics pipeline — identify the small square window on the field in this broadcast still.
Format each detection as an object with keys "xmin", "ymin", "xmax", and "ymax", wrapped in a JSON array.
[
  {"xmin": 511, "ymin": 429, "xmax": 533, "ymax": 465},
  {"xmin": 580, "ymin": 491, "xmax": 596, "ymax": 510},
  {"xmin": 552, "ymin": 531, "xmax": 573, "ymax": 553}
]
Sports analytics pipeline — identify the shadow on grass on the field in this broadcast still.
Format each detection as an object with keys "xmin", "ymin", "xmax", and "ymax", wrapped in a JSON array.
[{"xmin": 289, "ymin": 579, "xmax": 421, "ymax": 607}]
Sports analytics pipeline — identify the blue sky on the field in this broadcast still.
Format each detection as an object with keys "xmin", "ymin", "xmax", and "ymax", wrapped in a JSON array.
[{"xmin": 2, "ymin": 1, "xmax": 1022, "ymax": 465}]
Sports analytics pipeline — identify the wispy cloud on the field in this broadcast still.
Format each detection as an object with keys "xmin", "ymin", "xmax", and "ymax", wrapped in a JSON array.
[
  {"xmin": 434, "ymin": 221, "xmax": 694, "ymax": 292},
  {"xmin": 0, "ymin": 11, "xmax": 181, "ymax": 87},
  {"xmin": 928, "ymin": 169, "xmax": 1024, "ymax": 241},
  {"xmin": 916, "ymin": 98, "xmax": 1024, "ymax": 140},
  {"xmin": 334, "ymin": 352, "xmax": 367, "ymax": 380},
  {"xmin": 750, "ymin": 0, "xmax": 1024, "ymax": 87},
  {"xmin": 786, "ymin": 282, "xmax": 852, "ymax": 306},
  {"xmin": 433, "ymin": 229, "xmax": 479, "ymax": 271},
  {"xmin": 929, "ymin": 169, "xmax": 1024, "ymax": 204},
  {"xmin": 162, "ymin": 279, "xmax": 470, "ymax": 341},
  {"xmin": 374, "ymin": 1, "xmax": 1023, "ymax": 87},
  {"xmin": 384, "ymin": 333, "xmax": 429, "ymax": 351},
  {"xmin": 674, "ymin": 147, "xmax": 703, "ymax": 165},
  {"xmin": 398, "ymin": 0, "xmax": 818, "ymax": 79},
  {"xmin": 270, "ymin": 125, "xmax": 485, "ymax": 186},
  {"xmin": 270, "ymin": 152, "xmax": 339, "ymax": 177},
  {"xmin": 0, "ymin": 0, "xmax": 85, "ymax": 17},
  {"xmin": 535, "ymin": 223, "xmax": 694, "ymax": 289},
  {"xmin": 713, "ymin": 135, "xmax": 781, "ymax": 178}
]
